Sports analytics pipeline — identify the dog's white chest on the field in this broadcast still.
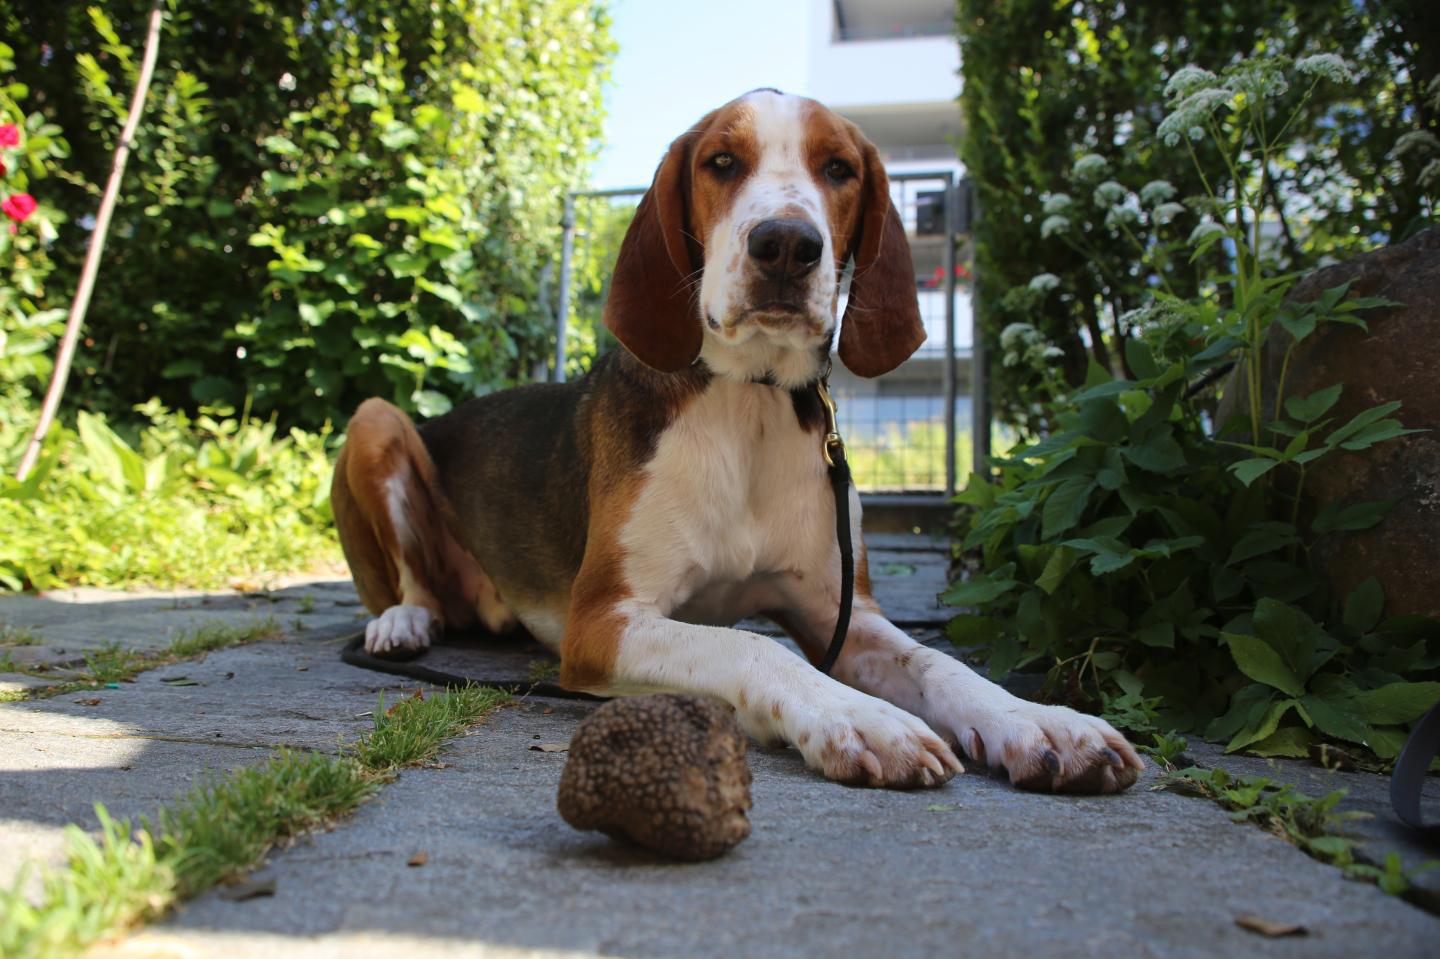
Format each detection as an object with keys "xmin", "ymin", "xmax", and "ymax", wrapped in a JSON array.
[{"xmin": 618, "ymin": 379, "xmax": 835, "ymax": 618}]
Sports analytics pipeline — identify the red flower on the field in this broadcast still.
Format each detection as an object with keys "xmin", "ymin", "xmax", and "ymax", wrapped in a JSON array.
[
  {"xmin": 0, "ymin": 158, "xmax": 7, "ymax": 177},
  {"xmin": 3, "ymin": 193, "xmax": 37, "ymax": 223},
  {"xmin": 0, "ymin": 124, "xmax": 18, "ymax": 148}
]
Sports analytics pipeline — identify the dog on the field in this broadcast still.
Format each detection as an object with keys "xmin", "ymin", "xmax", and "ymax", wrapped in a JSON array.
[{"xmin": 331, "ymin": 89, "xmax": 1143, "ymax": 793}]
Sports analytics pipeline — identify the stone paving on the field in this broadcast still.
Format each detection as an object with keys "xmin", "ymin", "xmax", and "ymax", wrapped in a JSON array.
[{"xmin": 1, "ymin": 538, "xmax": 1437, "ymax": 957}]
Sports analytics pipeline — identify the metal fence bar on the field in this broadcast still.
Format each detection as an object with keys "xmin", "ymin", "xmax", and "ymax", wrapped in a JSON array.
[
  {"xmin": 941, "ymin": 172, "xmax": 957, "ymax": 497},
  {"xmin": 553, "ymin": 194, "xmax": 577, "ymax": 383}
]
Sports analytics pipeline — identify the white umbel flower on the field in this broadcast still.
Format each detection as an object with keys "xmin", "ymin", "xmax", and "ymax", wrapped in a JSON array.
[
  {"xmin": 1072, "ymin": 153, "xmax": 1109, "ymax": 180},
  {"xmin": 1152, "ymin": 201, "xmax": 1186, "ymax": 225},
  {"xmin": 1295, "ymin": 54, "xmax": 1355, "ymax": 84},
  {"xmin": 1000, "ymin": 322, "xmax": 1036, "ymax": 351},
  {"xmin": 1105, "ymin": 205, "xmax": 1140, "ymax": 228},
  {"xmin": 1139, "ymin": 180, "xmax": 1177, "ymax": 205},
  {"xmin": 1042, "ymin": 193, "xmax": 1073, "ymax": 214},
  {"xmin": 1028, "ymin": 273, "xmax": 1061, "ymax": 294},
  {"xmin": 1041, "ymin": 214, "xmax": 1071, "ymax": 239},
  {"xmin": 1164, "ymin": 66, "xmax": 1218, "ymax": 101},
  {"xmin": 1092, "ymin": 180, "xmax": 1126, "ymax": 208},
  {"xmin": 1158, "ymin": 88, "xmax": 1232, "ymax": 146}
]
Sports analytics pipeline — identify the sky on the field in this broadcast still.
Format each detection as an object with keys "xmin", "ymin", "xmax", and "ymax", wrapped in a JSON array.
[{"xmin": 589, "ymin": 0, "xmax": 812, "ymax": 189}]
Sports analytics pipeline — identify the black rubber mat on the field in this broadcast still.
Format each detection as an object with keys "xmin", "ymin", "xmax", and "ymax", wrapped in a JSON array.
[{"xmin": 339, "ymin": 628, "xmax": 601, "ymax": 700}]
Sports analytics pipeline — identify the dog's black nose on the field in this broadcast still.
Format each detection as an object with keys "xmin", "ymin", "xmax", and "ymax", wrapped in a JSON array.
[{"xmin": 747, "ymin": 219, "xmax": 824, "ymax": 280}]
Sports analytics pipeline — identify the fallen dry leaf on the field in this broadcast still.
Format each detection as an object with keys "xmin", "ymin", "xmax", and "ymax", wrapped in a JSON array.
[
  {"xmin": 220, "ymin": 877, "xmax": 276, "ymax": 902},
  {"xmin": 529, "ymin": 742, "xmax": 569, "ymax": 753},
  {"xmin": 76, "ymin": 698, "xmax": 102, "ymax": 706},
  {"xmin": 384, "ymin": 689, "xmax": 425, "ymax": 716},
  {"xmin": 1235, "ymin": 914, "xmax": 1307, "ymax": 938},
  {"xmin": 408, "ymin": 851, "xmax": 428, "ymax": 867}
]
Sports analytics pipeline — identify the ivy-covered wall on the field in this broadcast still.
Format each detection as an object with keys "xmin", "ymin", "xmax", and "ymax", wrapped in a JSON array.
[{"xmin": 1, "ymin": 0, "xmax": 615, "ymax": 426}]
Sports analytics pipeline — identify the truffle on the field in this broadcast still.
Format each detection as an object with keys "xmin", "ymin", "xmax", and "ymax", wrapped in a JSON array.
[{"xmin": 556, "ymin": 693, "xmax": 753, "ymax": 861}]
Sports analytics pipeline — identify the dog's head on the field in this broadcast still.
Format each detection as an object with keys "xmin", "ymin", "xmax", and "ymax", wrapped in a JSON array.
[{"xmin": 603, "ymin": 89, "xmax": 924, "ymax": 387}]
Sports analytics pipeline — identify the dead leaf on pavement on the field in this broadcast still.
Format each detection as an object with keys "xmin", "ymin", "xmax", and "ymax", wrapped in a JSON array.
[
  {"xmin": 1235, "ymin": 914, "xmax": 1307, "ymax": 937},
  {"xmin": 76, "ymin": 698, "xmax": 102, "ymax": 706},
  {"xmin": 529, "ymin": 742, "xmax": 569, "ymax": 753},
  {"xmin": 408, "ymin": 851, "xmax": 428, "ymax": 867},
  {"xmin": 220, "ymin": 877, "xmax": 277, "ymax": 901}
]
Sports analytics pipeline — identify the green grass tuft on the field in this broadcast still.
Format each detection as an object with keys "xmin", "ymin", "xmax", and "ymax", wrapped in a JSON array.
[
  {"xmin": 355, "ymin": 685, "xmax": 511, "ymax": 772},
  {"xmin": 80, "ymin": 644, "xmax": 145, "ymax": 685},
  {"xmin": 8, "ymin": 617, "xmax": 280, "ymax": 701},
  {"xmin": 150, "ymin": 750, "xmax": 376, "ymax": 898},
  {"xmin": 0, "ymin": 621, "xmax": 39, "ymax": 646},
  {"xmin": 166, "ymin": 618, "xmax": 280, "ymax": 659},
  {"xmin": 0, "ymin": 685, "xmax": 508, "ymax": 958},
  {"xmin": 0, "ymin": 807, "xmax": 175, "ymax": 959}
]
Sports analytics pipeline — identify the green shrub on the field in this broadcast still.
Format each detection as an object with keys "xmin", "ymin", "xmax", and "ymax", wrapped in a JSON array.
[
  {"xmin": 948, "ymin": 53, "xmax": 1440, "ymax": 763},
  {"xmin": 0, "ymin": 394, "xmax": 338, "ymax": 591},
  {"xmin": 2, "ymin": 1, "xmax": 615, "ymax": 426},
  {"xmin": 956, "ymin": 0, "xmax": 1438, "ymax": 430},
  {"xmin": 0, "ymin": 39, "xmax": 68, "ymax": 394}
]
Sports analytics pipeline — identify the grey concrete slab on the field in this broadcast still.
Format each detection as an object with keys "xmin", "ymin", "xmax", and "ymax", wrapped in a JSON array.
[
  {"xmin": 158, "ymin": 700, "xmax": 1438, "ymax": 959},
  {"xmin": 0, "ymin": 634, "xmax": 408, "ymax": 752},
  {"xmin": 0, "ymin": 671, "xmax": 49, "ymax": 694},
  {"xmin": 0, "ymin": 626, "xmax": 424, "ymax": 898},
  {"xmin": 0, "ymin": 586, "xmax": 362, "ymax": 664},
  {"xmin": 862, "ymin": 532, "xmax": 952, "ymax": 553},
  {"xmin": 0, "ymin": 731, "xmax": 274, "ymax": 895},
  {"xmin": 867, "ymin": 548, "xmax": 950, "ymax": 624},
  {"xmin": 3, "ymin": 536, "xmax": 1437, "ymax": 959}
]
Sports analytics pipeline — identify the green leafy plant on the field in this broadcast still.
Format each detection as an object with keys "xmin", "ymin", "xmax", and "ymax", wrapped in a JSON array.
[
  {"xmin": 1159, "ymin": 767, "xmax": 1439, "ymax": 895},
  {"xmin": 0, "ymin": 394, "xmax": 338, "ymax": 592},
  {"xmin": 0, "ymin": 38, "xmax": 68, "ymax": 397},
  {"xmin": 947, "ymin": 52, "xmax": 1440, "ymax": 763},
  {"xmin": 957, "ymin": 1, "xmax": 1438, "ymax": 430},
  {"xmin": 3, "ymin": 1, "xmax": 615, "ymax": 426}
]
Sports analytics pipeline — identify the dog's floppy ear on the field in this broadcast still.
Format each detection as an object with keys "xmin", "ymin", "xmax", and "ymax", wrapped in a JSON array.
[
  {"xmin": 603, "ymin": 130, "xmax": 703, "ymax": 373},
  {"xmin": 837, "ymin": 138, "xmax": 925, "ymax": 378}
]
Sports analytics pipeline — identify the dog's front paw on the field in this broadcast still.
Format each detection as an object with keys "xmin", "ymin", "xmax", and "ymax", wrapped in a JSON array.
[
  {"xmin": 959, "ymin": 703, "xmax": 1144, "ymax": 794},
  {"xmin": 364, "ymin": 604, "xmax": 439, "ymax": 656},
  {"xmin": 793, "ymin": 693, "xmax": 963, "ymax": 789}
]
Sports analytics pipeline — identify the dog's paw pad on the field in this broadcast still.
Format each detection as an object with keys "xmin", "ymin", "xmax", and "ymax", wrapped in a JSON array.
[
  {"xmin": 802, "ymin": 698, "xmax": 963, "ymax": 789},
  {"xmin": 983, "ymin": 707, "xmax": 1144, "ymax": 795}
]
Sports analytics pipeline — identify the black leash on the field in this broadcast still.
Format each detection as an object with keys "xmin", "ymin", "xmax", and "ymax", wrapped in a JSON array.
[
  {"xmin": 1391, "ymin": 701, "xmax": 1440, "ymax": 832},
  {"xmin": 339, "ymin": 370, "xmax": 858, "ymax": 690},
  {"xmin": 814, "ymin": 371, "xmax": 854, "ymax": 676}
]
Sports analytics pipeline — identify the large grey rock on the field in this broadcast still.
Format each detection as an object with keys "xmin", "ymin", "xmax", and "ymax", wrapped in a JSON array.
[{"xmin": 1220, "ymin": 227, "xmax": 1440, "ymax": 618}]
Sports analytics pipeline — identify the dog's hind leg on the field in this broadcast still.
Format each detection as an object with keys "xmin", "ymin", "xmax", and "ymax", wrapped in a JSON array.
[{"xmin": 332, "ymin": 398, "xmax": 509, "ymax": 654}]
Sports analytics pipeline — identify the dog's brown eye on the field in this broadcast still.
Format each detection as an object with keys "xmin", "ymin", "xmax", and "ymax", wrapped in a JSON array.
[
  {"xmin": 709, "ymin": 152, "xmax": 735, "ymax": 172},
  {"xmin": 825, "ymin": 159, "xmax": 855, "ymax": 182}
]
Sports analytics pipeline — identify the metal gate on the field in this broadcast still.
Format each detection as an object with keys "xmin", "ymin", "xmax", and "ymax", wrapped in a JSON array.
[{"xmin": 548, "ymin": 171, "xmax": 984, "ymax": 499}]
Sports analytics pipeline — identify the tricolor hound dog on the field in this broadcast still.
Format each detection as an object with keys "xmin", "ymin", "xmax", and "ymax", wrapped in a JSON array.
[{"xmin": 332, "ymin": 89, "xmax": 1144, "ymax": 793}]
